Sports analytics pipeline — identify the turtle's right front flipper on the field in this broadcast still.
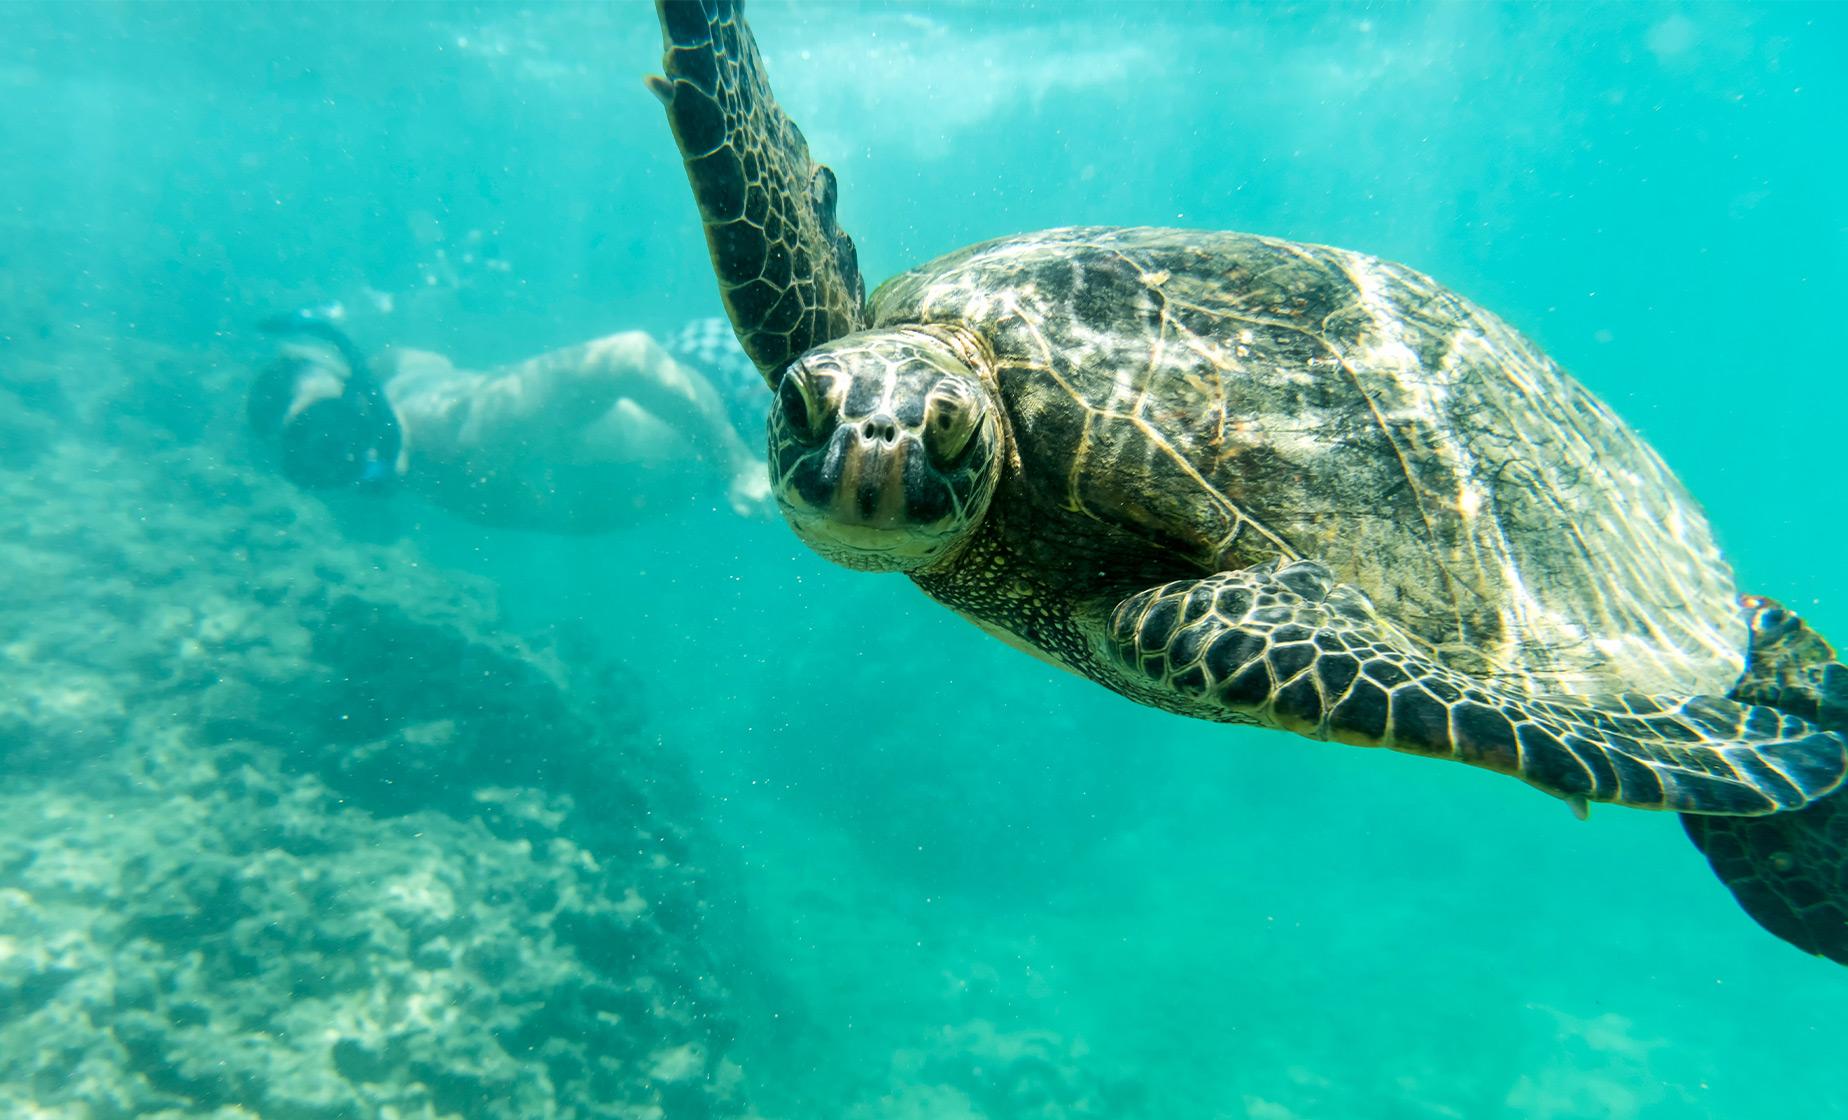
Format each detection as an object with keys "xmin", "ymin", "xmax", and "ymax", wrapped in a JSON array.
[
  {"xmin": 1684, "ymin": 598, "xmax": 1848, "ymax": 965},
  {"xmin": 1105, "ymin": 562, "xmax": 1848, "ymax": 817},
  {"xmin": 650, "ymin": 0, "xmax": 867, "ymax": 386}
]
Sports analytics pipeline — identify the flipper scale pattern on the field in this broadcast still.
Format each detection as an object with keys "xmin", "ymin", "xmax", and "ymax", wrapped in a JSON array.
[
  {"xmin": 1684, "ymin": 598, "xmax": 1848, "ymax": 964},
  {"xmin": 653, "ymin": 0, "xmax": 866, "ymax": 383},
  {"xmin": 1108, "ymin": 564, "xmax": 1848, "ymax": 816}
]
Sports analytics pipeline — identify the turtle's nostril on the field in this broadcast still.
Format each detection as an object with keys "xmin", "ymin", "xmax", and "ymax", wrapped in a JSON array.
[{"xmin": 860, "ymin": 415, "xmax": 900, "ymax": 445}]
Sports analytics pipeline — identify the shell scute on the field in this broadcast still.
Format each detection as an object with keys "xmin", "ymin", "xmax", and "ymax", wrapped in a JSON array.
[{"xmin": 874, "ymin": 227, "xmax": 1744, "ymax": 698}]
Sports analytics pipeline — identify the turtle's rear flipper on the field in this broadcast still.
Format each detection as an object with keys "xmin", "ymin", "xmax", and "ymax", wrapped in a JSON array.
[
  {"xmin": 1106, "ymin": 562, "xmax": 1848, "ymax": 815},
  {"xmin": 1683, "ymin": 598, "xmax": 1848, "ymax": 964},
  {"xmin": 650, "ymin": 0, "xmax": 867, "ymax": 386}
]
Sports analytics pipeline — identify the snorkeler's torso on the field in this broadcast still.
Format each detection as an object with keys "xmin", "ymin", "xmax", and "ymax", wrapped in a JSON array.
[{"xmin": 379, "ymin": 347, "xmax": 731, "ymax": 534}]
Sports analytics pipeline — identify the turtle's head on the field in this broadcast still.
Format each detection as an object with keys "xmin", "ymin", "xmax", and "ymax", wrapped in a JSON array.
[{"xmin": 769, "ymin": 327, "xmax": 1002, "ymax": 573}]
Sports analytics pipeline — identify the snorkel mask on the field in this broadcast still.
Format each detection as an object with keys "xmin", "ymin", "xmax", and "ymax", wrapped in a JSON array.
[{"xmin": 250, "ymin": 311, "xmax": 403, "ymax": 492}]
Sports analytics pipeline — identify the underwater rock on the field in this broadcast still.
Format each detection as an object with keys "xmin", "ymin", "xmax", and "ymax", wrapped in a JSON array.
[
  {"xmin": 850, "ymin": 1019, "xmax": 1145, "ymax": 1120},
  {"xmin": 0, "ymin": 359, "xmax": 747, "ymax": 1119}
]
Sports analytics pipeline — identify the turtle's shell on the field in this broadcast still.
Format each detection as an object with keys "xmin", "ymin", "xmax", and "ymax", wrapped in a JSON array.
[{"xmin": 872, "ymin": 227, "xmax": 1743, "ymax": 699}]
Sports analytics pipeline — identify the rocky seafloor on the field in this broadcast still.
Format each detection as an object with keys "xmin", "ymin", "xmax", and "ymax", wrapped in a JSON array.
[
  {"xmin": 0, "ymin": 318, "xmax": 1364, "ymax": 1120},
  {"xmin": 0, "ymin": 327, "xmax": 746, "ymax": 1119}
]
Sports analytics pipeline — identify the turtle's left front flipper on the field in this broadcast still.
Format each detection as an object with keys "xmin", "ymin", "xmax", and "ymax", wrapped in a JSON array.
[
  {"xmin": 1106, "ymin": 562, "xmax": 1848, "ymax": 816},
  {"xmin": 1684, "ymin": 598, "xmax": 1848, "ymax": 965},
  {"xmin": 649, "ymin": 0, "xmax": 866, "ymax": 386}
]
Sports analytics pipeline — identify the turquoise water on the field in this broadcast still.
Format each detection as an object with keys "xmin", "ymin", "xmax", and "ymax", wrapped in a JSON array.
[{"xmin": 5, "ymin": 2, "xmax": 1847, "ymax": 1117}]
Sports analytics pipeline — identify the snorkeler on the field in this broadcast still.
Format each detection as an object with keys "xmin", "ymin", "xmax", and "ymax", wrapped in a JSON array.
[{"xmin": 248, "ymin": 311, "xmax": 770, "ymax": 533}]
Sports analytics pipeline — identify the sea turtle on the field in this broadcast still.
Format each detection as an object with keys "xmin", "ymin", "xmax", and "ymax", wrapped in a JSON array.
[{"xmin": 648, "ymin": 0, "xmax": 1848, "ymax": 963}]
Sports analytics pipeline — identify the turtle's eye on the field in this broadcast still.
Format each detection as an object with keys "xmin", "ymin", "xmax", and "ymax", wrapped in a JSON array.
[
  {"xmin": 777, "ymin": 368, "xmax": 836, "ymax": 446},
  {"xmin": 923, "ymin": 384, "xmax": 980, "ymax": 469}
]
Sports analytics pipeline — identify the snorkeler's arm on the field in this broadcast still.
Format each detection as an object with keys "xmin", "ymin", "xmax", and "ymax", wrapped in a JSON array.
[
  {"xmin": 494, "ymin": 332, "xmax": 762, "ymax": 469},
  {"xmin": 459, "ymin": 343, "xmax": 627, "ymax": 435},
  {"xmin": 580, "ymin": 334, "xmax": 771, "ymax": 515},
  {"xmin": 387, "ymin": 333, "xmax": 767, "ymax": 513}
]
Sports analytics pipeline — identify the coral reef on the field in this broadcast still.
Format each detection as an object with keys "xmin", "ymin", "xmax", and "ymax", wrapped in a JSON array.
[
  {"xmin": 852, "ymin": 1019, "xmax": 1146, "ymax": 1120},
  {"xmin": 0, "ymin": 333, "xmax": 745, "ymax": 1118}
]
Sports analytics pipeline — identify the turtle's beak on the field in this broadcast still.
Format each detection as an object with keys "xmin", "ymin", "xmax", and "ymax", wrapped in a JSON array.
[
  {"xmin": 785, "ymin": 414, "xmax": 951, "ymax": 538},
  {"xmin": 824, "ymin": 413, "xmax": 921, "ymax": 529},
  {"xmin": 775, "ymin": 413, "xmax": 965, "ymax": 571}
]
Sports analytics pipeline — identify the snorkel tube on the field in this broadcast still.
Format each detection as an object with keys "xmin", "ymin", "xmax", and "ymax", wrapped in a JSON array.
[{"xmin": 254, "ymin": 310, "xmax": 403, "ymax": 491}]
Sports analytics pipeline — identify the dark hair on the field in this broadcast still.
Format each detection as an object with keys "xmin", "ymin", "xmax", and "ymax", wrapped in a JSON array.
[
  {"xmin": 251, "ymin": 315, "xmax": 402, "ymax": 491},
  {"xmin": 276, "ymin": 396, "xmax": 388, "ymax": 489},
  {"xmin": 247, "ymin": 353, "xmax": 309, "ymax": 439}
]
